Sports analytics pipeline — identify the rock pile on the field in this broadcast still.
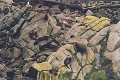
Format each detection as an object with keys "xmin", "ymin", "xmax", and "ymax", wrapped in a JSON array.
[{"xmin": 0, "ymin": 0, "xmax": 120, "ymax": 80}]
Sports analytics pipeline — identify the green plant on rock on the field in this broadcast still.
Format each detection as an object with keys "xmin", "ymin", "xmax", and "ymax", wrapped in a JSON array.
[
  {"xmin": 92, "ymin": 70, "xmax": 106, "ymax": 80},
  {"xmin": 85, "ymin": 70, "xmax": 106, "ymax": 80},
  {"xmin": 59, "ymin": 72, "xmax": 70, "ymax": 80}
]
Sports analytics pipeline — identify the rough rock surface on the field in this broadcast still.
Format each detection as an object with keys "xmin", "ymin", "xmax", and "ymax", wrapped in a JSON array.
[{"xmin": 0, "ymin": 0, "xmax": 120, "ymax": 80}]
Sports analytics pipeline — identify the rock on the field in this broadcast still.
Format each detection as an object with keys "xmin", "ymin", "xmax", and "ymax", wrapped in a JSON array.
[
  {"xmin": 24, "ymin": 58, "xmax": 34, "ymax": 62},
  {"xmin": 76, "ymin": 47, "xmax": 95, "ymax": 66},
  {"xmin": 112, "ymin": 60, "xmax": 120, "ymax": 72},
  {"xmin": 77, "ymin": 65, "xmax": 92, "ymax": 80},
  {"xmin": 77, "ymin": 16, "xmax": 110, "ymax": 31},
  {"xmin": 89, "ymin": 27, "xmax": 109, "ymax": 46},
  {"xmin": 27, "ymin": 67, "xmax": 38, "ymax": 78},
  {"xmin": 65, "ymin": 23, "xmax": 81, "ymax": 39},
  {"xmin": 1, "ymin": 0, "xmax": 13, "ymax": 4},
  {"xmin": 104, "ymin": 48, "xmax": 120, "ymax": 63},
  {"xmin": 0, "ymin": 66, "xmax": 12, "ymax": 78},
  {"xmin": 13, "ymin": 75, "xmax": 32, "ymax": 80},
  {"xmin": 58, "ymin": 66, "xmax": 72, "ymax": 74},
  {"xmin": 22, "ymin": 61, "xmax": 34, "ymax": 73},
  {"xmin": 22, "ymin": 47, "xmax": 35, "ymax": 58},
  {"xmin": 0, "ymin": 78, "xmax": 7, "ymax": 80},
  {"xmin": 8, "ymin": 60, "xmax": 22, "ymax": 68},
  {"xmin": 14, "ymin": 70, "xmax": 22, "ymax": 75},
  {"xmin": 46, "ymin": 38, "xmax": 94, "ymax": 79},
  {"xmin": 70, "ymin": 60, "xmax": 81, "ymax": 79},
  {"xmin": 32, "ymin": 62, "xmax": 52, "ymax": 71},
  {"xmin": 107, "ymin": 21, "xmax": 120, "ymax": 51},
  {"xmin": 49, "ymin": 5, "xmax": 61, "ymax": 14},
  {"xmin": 0, "ymin": 64, "xmax": 5, "ymax": 71},
  {"xmin": 0, "ymin": 47, "xmax": 20, "ymax": 58},
  {"xmin": 80, "ymin": 30, "xmax": 96, "ymax": 39},
  {"xmin": 86, "ymin": 10, "xmax": 93, "ymax": 16},
  {"xmin": 107, "ymin": 32, "xmax": 120, "ymax": 51},
  {"xmin": 36, "ymin": 55, "xmax": 47, "ymax": 63},
  {"xmin": 0, "ymin": 4, "xmax": 31, "ymax": 31},
  {"xmin": 94, "ymin": 53, "xmax": 100, "ymax": 69}
]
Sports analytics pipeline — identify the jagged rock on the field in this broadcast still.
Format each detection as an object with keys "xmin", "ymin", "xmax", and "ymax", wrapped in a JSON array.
[
  {"xmin": 36, "ymin": 55, "xmax": 47, "ymax": 63},
  {"xmin": 0, "ymin": 47, "xmax": 20, "ymax": 58},
  {"xmin": 32, "ymin": 62, "xmax": 52, "ymax": 71},
  {"xmin": 0, "ymin": 64, "xmax": 5, "ymax": 71},
  {"xmin": 1, "ymin": 0, "xmax": 13, "ymax": 4},
  {"xmin": 94, "ymin": 52, "xmax": 100, "ymax": 69},
  {"xmin": 76, "ymin": 47, "xmax": 95, "ymax": 66},
  {"xmin": 22, "ymin": 61, "xmax": 34, "ymax": 73},
  {"xmin": 112, "ymin": 60, "xmax": 120, "ymax": 72},
  {"xmin": 89, "ymin": 27, "xmax": 109, "ymax": 46},
  {"xmin": 86, "ymin": 10, "xmax": 93, "ymax": 16},
  {"xmin": 49, "ymin": 5, "xmax": 61, "ymax": 14},
  {"xmin": 0, "ymin": 4, "xmax": 31, "ymax": 31},
  {"xmin": 0, "ymin": 78, "xmax": 7, "ymax": 80},
  {"xmin": 22, "ymin": 46, "xmax": 35, "ymax": 58},
  {"xmin": 77, "ymin": 65, "xmax": 92, "ymax": 80},
  {"xmin": 107, "ymin": 22, "xmax": 120, "ymax": 51},
  {"xmin": 104, "ymin": 48, "xmax": 120, "ymax": 63},
  {"xmin": 70, "ymin": 59, "xmax": 81, "ymax": 79},
  {"xmin": 77, "ymin": 16, "xmax": 110, "ymax": 31},
  {"xmin": 46, "ymin": 38, "xmax": 94, "ymax": 79},
  {"xmin": 80, "ymin": 30, "xmax": 96, "ymax": 39},
  {"xmin": 107, "ymin": 31, "xmax": 120, "ymax": 51},
  {"xmin": 65, "ymin": 23, "xmax": 81, "ymax": 39},
  {"xmin": 13, "ymin": 75, "xmax": 32, "ymax": 80}
]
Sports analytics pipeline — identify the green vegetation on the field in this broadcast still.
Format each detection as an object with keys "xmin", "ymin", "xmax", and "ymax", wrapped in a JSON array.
[{"xmin": 85, "ymin": 70, "xmax": 106, "ymax": 80}]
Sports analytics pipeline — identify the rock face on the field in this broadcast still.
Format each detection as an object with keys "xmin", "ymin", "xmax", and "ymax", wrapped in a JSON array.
[
  {"xmin": 89, "ymin": 27, "xmax": 109, "ymax": 46},
  {"xmin": 104, "ymin": 21, "xmax": 120, "ymax": 72},
  {"xmin": 46, "ymin": 38, "xmax": 95, "ymax": 79},
  {"xmin": 0, "ymin": 1, "xmax": 120, "ymax": 80}
]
